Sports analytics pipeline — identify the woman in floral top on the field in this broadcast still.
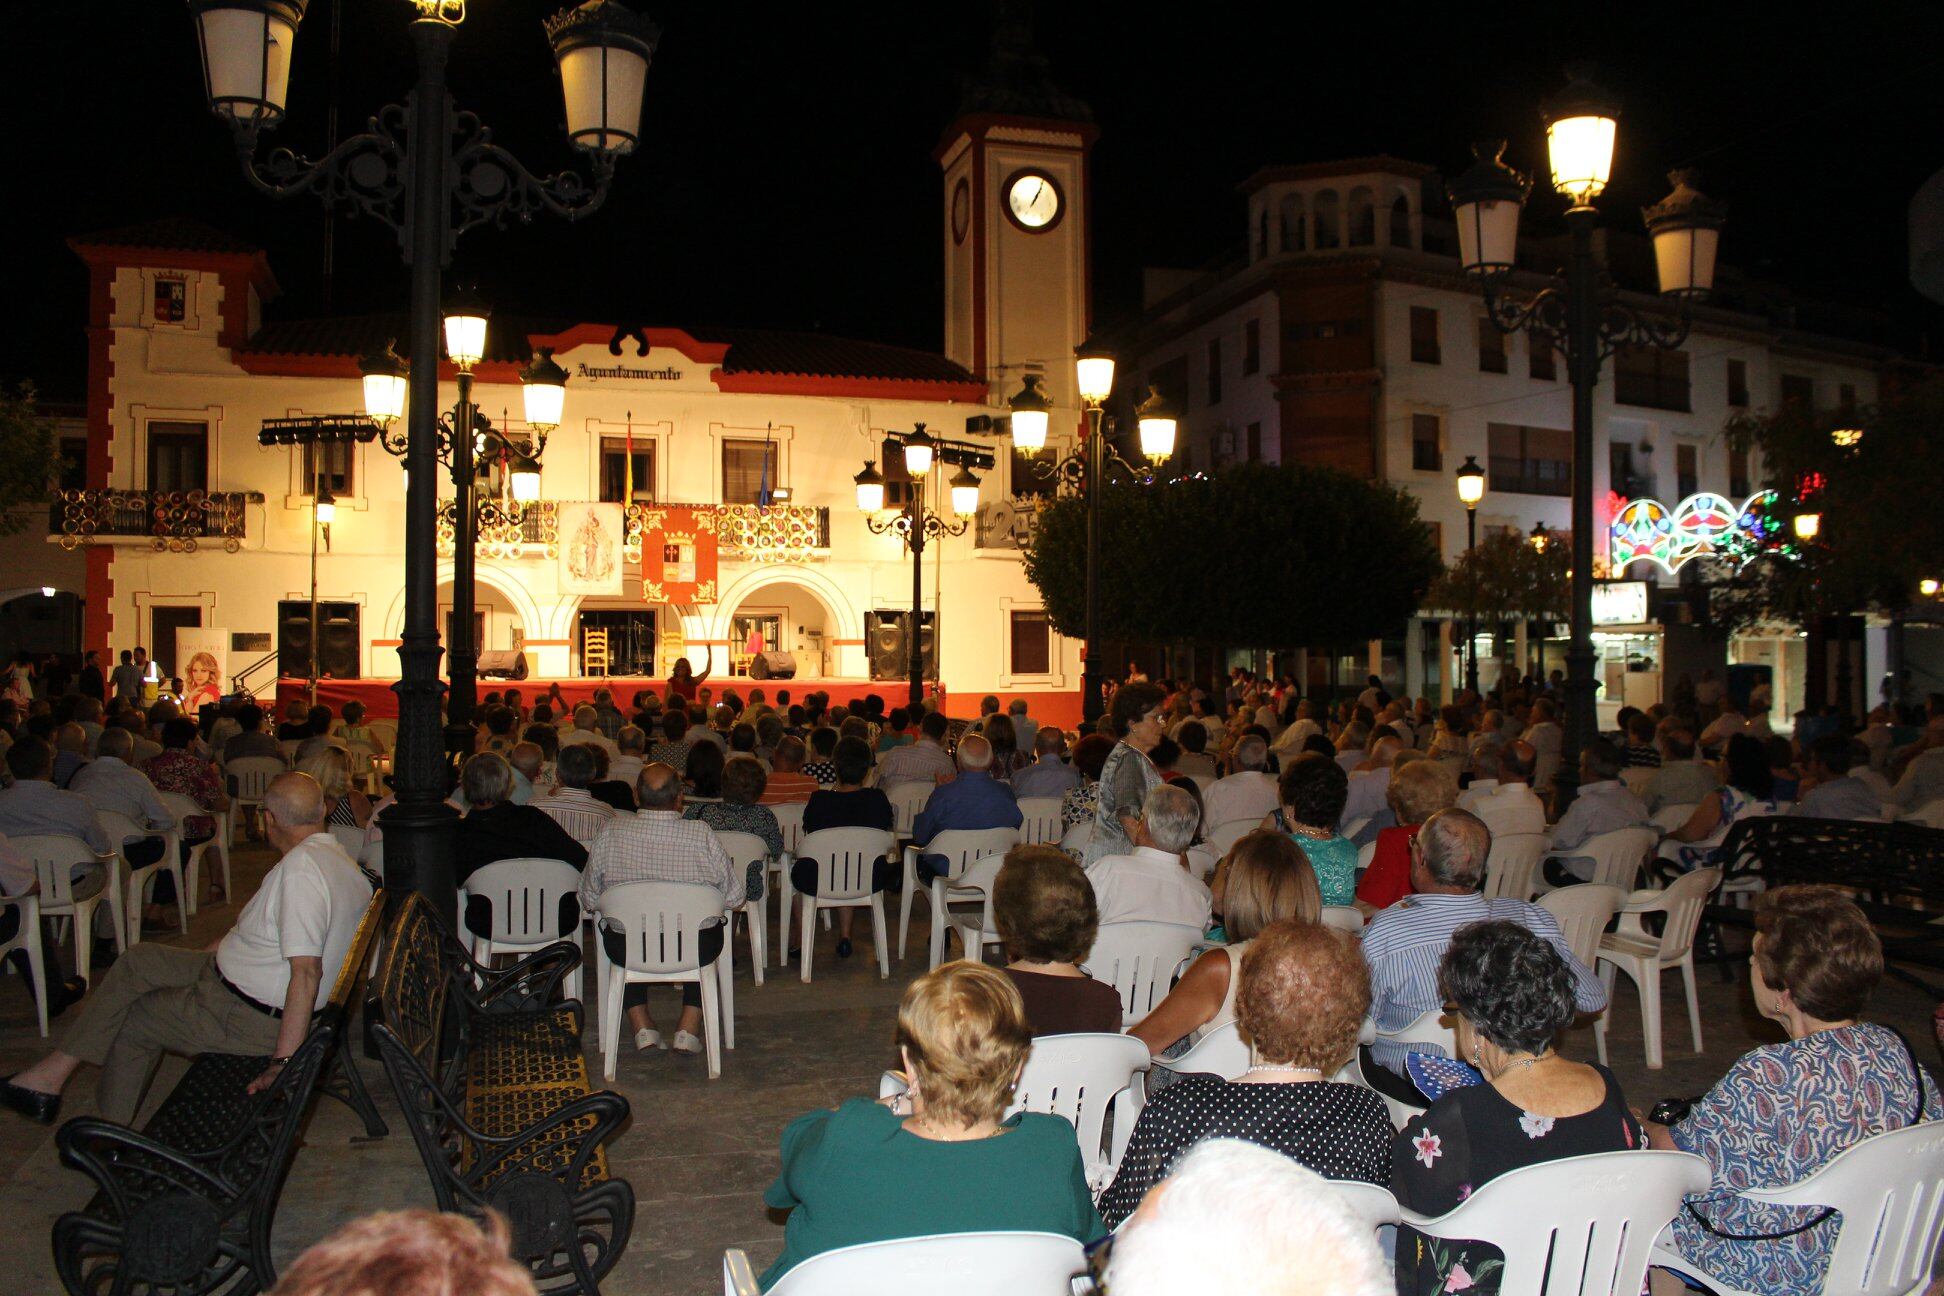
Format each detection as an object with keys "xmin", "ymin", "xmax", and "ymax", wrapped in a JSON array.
[
  {"xmin": 142, "ymin": 718, "xmax": 229, "ymax": 902},
  {"xmin": 1392, "ymin": 921, "xmax": 1643, "ymax": 1295},
  {"xmin": 682, "ymin": 754, "xmax": 778, "ymax": 902}
]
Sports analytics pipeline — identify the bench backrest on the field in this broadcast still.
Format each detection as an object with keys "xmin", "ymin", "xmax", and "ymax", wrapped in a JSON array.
[
  {"xmin": 376, "ymin": 891, "xmax": 464, "ymax": 1097},
  {"xmin": 1720, "ymin": 816, "xmax": 1944, "ymax": 901}
]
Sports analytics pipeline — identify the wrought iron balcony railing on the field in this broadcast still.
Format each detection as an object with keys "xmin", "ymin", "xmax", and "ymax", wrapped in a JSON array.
[
  {"xmin": 49, "ymin": 489, "xmax": 263, "ymax": 552},
  {"xmin": 436, "ymin": 500, "xmax": 832, "ymax": 562}
]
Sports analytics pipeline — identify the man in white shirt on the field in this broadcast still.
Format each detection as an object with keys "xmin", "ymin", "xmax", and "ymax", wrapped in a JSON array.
[
  {"xmin": 1340, "ymin": 735, "xmax": 1403, "ymax": 835},
  {"xmin": 1202, "ymin": 736, "xmax": 1278, "ymax": 829},
  {"xmin": 1005, "ymin": 698, "xmax": 1038, "ymax": 757},
  {"xmin": 1457, "ymin": 739, "xmax": 1547, "ymax": 840},
  {"xmin": 530, "ymin": 744, "xmax": 619, "ymax": 850},
  {"xmin": 557, "ymin": 705, "xmax": 621, "ymax": 763},
  {"xmin": 1544, "ymin": 740, "xmax": 1651, "ymax": 884},
  {"xmin": 1086, "ymin": 784, "xmax": 1211, "ymax": 929},
  {"xmin": 1270, "ymin": 698, "xmax": 1321, "ymax": 755},
  {"xmin": 69, "ymin": 727, "xmax": 179, "ymax": 929},
  {"xmin": 607, "ymin": 726, "xmax": 648, "ymax": 790},
  {"xmin": 0, "ymin": 771, "xmax": 372, "ymax": 1125},
  {"xmin": 1522, "ymin": 698, "xmax": 1564, "ymax": 792}
]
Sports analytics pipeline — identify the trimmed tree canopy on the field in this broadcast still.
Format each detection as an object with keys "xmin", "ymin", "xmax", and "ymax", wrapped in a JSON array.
[{"xmin": 1022, "ymin": 460, "xmax": 1442, "ymax": 649}]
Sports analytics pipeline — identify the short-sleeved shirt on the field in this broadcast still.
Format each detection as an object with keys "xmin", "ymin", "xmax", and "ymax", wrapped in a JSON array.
[
  {"xmin": 216, "ymin": 831, "xmax": 373, "ymax": 1010},
  {"xmin": 761, "ymin": 1098, "xmax": 1102, "ymax": 1289},
  {"xmin": 1086, "ymin": 741, "xmax": 1160, "ymax": 866}
]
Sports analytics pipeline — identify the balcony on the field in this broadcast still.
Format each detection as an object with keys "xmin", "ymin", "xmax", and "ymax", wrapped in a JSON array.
[
  {"xmin": 48, "ymin": 489, "xmax": 262, "ymax": 553},
  {"xmin": 438, "ymin": 500, "xmax": 832, "ymax": 563}
]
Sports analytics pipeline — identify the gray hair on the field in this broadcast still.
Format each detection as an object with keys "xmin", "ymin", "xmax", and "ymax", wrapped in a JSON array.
[
  {"xmin": 1008, "ymin": 698, "xmax": 1028, "ymax": 715},
  {"xmin": 617, "ymin": 725, "xmax": 647, "ymax": 754},
  {"xmin": 1104, "ymin": 1139, "xmax": 1390, "ymax": 1296},
  {"xmin": 1417, "ymin": 807, "xmax": 1490, "ymax": 890},
  {"xmin": 1141, "ymin": 783, "xmax": 1200, "ymax": 853},
  {"xmin": 554, "ymin": 743, "xmax": 599, "ymax": 788},
  {"xmin": 1235, "ymin": 735, "xmax": 1268, "ymax": 770},
  {"xmin": 573, "ymin": 703, "xmax": 598, "ymax": 731},
  {"xmin": 956, "ymin": 733, "xmax": 993, "ymax": 772},
  {"xmin": 461, "ymin": 752, "xmax": 514, "ymax": 808},
  {"xmin": 96, "ymin": 727, "xmax": 133, "ymax": 761}
]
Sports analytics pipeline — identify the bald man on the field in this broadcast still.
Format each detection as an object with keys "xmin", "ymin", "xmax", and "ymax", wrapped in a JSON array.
[
  {"xmin": 909, "ymin": 734, "xmax": 1022, "ymax": 882},
  {"xmin": 0, "ymin": 771, "xmax": 373, "ymax": 1125}
]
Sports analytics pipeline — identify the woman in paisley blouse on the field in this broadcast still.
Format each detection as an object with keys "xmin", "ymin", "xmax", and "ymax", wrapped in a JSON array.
[
  {"xmin": 1392, "ymin": 921, "xmax": 1643, "ymax": 1295},
  {"xmin": 1058, "ymin": 733, "xmax": 1116, "ymax": 833},
  {"xmin": 1644, "ymin": 885, "xmax": 1941, "ymax": 1295},
  {"xmin": 682, "ymin": 754, "xmax": 778, "ymax": 903}
]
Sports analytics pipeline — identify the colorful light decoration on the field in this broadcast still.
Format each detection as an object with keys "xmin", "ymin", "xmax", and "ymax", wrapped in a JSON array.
[{"xmin": 1608, "ymin": 489, "xmax": 1794, "ymax": 573}]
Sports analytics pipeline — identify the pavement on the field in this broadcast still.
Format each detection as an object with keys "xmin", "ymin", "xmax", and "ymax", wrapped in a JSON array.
[{"xmin": 0, "ymin": 838, "xmax": 1937, "ymax": 1295}]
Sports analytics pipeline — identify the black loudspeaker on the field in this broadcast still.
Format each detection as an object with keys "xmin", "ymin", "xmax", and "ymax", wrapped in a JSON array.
[
  {"xmin": 869, "ymin": 610, "xmax": 934, "ymax": 681},
  {"xmin": 278, "ymin": 602, "xmax": 361, "ymax": 679},
  {"xmin": 748, "ymin": 650, "xmax": 796, "ymax": 680},
  {"xmin": 478, "ymin": 650, "xmax": 529, "ymax": 680}
]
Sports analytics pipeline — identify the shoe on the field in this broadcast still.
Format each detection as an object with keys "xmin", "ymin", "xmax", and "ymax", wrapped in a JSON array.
[
  {"xmin": 633, "ymin": 1028, "xmax": 664, "ymax": 1051},
  {"xmin": 46, "ymin": 978, "xmax": 86, "ymax": 1019},
  {"xmin": 0, "ymin": 1077, "xmax": 59, "ymax": 1125},
  {"xmin": 836, "ymin": 937, "xmax": 854, "ymax": 959},
  {"xmin": 671, "ymin": 1030, "xmax": 704, "ymax": 1055}
]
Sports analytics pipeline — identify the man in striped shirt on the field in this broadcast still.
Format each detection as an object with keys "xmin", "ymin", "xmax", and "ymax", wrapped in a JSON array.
[
  {"xmin": 530, "ymin": 744, "xmax": 617, "ymax": 851},
  {"xmin": 1359, "ymin": 808, "xmax": 1605, "ymax": 1103}
]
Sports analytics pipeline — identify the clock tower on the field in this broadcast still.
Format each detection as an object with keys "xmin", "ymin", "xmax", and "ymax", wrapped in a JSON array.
[{"xmin": 938, "ymin": 12, "xmax": 1095, "ymax": 410}]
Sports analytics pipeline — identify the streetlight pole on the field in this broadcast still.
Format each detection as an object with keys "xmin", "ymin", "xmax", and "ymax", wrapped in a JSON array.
[
  {"xmin": 1456, "ymin": 454, "xmax": 1485, "ymax": 695},
  {"xmin": 187, "ymin": 0, "xmax": 655, "ymax": 910},
  {"xmin": 1447, "ymin": 70, "xmax": 1725, "ymax": 807},
  {"xmin": 1082, "ymin": 400, "xmax": 1107, "ymax": 725}
]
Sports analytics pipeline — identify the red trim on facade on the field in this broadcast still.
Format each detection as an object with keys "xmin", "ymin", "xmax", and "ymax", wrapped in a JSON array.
[
  {"xmin": 706, "ymin": 369, "xmax": 986, "ymax": 403},
  {"xmin": 519, "ymin": 639, "xmax": 571, "ymax": 647},
  {"xmin": 972, "ymin": 134, "xmax": 988, "ymax": 381},
  {"xmin": 82, "ymin": 262, "xmax": 115, "ymax": 653},
  {"xmin": 525, "ymin": 323, "xmax": 731, "ymax": 365},
  {"xmin": 84, "ymin": 549, "xmax": 113, "ymax": 656},
  {"xmin": 371, "ymin": 639, "xmax": 403, "ymax": 648}
]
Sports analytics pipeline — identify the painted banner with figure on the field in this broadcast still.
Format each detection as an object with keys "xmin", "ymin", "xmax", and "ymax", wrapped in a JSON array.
[
  {"xmin": 558, "ymin": 502, "xmax": 625, "ymax": 597},
  {"xmin": 638, "ymin": 505, "xmax": 719, "ymax": 605},
  {"xmin": 175, "ymin": 626, "xmax": 229, "ymax": 720}
]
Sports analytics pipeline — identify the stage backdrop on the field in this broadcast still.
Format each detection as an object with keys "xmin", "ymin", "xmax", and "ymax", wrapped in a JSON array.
[
  {"xmin": 176, "ymin": 626, "xmax": 228, "ymax": 720},
  {"xmin": 558, "ymin": 502, "xmax": 624, "ymax": 597},
  {"xmin": 638, "ymin": 505, "xmax": 718, "ymax": 604}
]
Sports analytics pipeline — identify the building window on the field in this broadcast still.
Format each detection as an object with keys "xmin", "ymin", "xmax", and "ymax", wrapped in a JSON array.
[
  {"xmin": 1610, "ymin": 442, "xmax": 1639, "ymax": 498},
  {"xmin": 1009, "ymin": 609, "xmax": 1052, "ymax": 676},
  {"xmin": 1726, "ymin": 358, "xmax": 1749, "ymax": 407},
  {"xmin": 1243, "ymin": 319, "xmax": 1260, "ymax": 376},
  {"xmin": 147, "ymin": 421, "xmax": 208, "ymax": 493},
  {"xmin": 881, "ymin": 447, "xmax": 913, "ymax": 509},
  {"xmin": 58, "ymin": 436, "xmax": 87, "ymax": 492},
  {"xmin": 1780, "ymin": 373, "xmax": 1814, "ymax": 407},
  {"xmin": 1487, "ymin": 422, "xmax": 1572, "ymax": 496},
  {"xmin": 722, "ymin": 438, "xmax": 780, "ymax": 504},
  {"xmin": 1838, "ymin": 382, "xmax": 1857, "ymax": 415},
  {"xmin": 1477, "ymin": 318, "xmax": 1507, "ymax": 374},
  {"xmin": 1411, "ymin": 413, "xmax": 1442, "ymax": 472},
  {"xmin": 302, "ymin": 439, "xmax": 354, "ymax": 496},
  {"xmin": 1245, "ymin": 422, "xmax": 1262, "ymax": 462},
  {"xmin": 1409, "ymin": 307, "xmax": 1440, "ymax": 364},
  {"xmin": 1613, "ymin": 344, "xmax": 1691, "ymax": 412},
  {"xmin": 1729, "ymin": 445, "xmax": 1750, "ymax": 497},
  {"xmin": 1389, "ymin": 196, "xmax": 1412, "ymax": 249},
  {"xmin": 1529, "ymin": 340, "xmax": 1556, "ymax": 381},
  {"xmin": 1011, "ymin": 445, "xmax": 1055, "ymax": 501},
  {"xmin": 1206, "ymin": 338, "xmax": 1222, "ymax": 405},
  {"xmin": 154, "ymin": 277, "xmax": 187, "ymax": 324},
  {"xmin": 1676, "ymin": 443, "xmax": 1698, "ymax": 498},
  {"xmin": 599, "ymin": 436, "xmax": 656, "ymax": 502},
  {"xmin": 1425, "ymin": 520, "xmax": 1443, "ymax": 556}
]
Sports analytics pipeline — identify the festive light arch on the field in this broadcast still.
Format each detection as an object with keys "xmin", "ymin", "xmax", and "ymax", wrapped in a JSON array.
[{"xmin": 1608, "ymin": 490, "xmax": 1788, "ymax": 573}]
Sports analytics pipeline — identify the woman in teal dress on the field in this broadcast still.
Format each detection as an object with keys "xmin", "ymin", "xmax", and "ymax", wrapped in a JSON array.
[
  {"xmin": 1265, "ymin": 753, "xmax": 1358, "ymax": 907},
  {"xmin": 760, "ymin": 963, "xmax": 1102, "ymax": 1288}
]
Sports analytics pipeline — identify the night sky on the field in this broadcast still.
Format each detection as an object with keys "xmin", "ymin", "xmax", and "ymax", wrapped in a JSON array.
[{"xmin": 11, "ymin": 1, "xmax": 1944, "ymax": 400}]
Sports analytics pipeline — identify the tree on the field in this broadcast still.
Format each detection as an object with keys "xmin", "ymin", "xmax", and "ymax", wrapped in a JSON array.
[
  {"xmin": 1427, "ymin": 527, "xmax": 1569, "ymax": 624},
  {"xmin": 1021, "ymin": 460, "xmax": 1443, "ymax": 650},
  {"xmin": 0, "ymin": 384, "xmax": 60, "ymax": 537}
]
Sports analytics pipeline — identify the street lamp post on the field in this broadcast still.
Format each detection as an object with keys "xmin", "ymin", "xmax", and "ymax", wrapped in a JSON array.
[
  {"xmin": 854, "ymin": 426, "xmax": 988, "ymax": 708},
  {"xmin": 188, "ymin": 0, "xmax": 654, "ymax": 910},
  {"xmin": 1455, "ymin": 455, "xmax": 1485, "ymax": 694},
  {"xmin": 1447, "ymin": 68, "xmax": 1725, "ymax": 807}
]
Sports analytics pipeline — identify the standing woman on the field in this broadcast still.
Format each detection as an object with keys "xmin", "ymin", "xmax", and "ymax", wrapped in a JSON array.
[
  {"xmin": 1084, "ymin": 682, "xmax": 1167, "ymax": 867},
  {"xmin": 982, "ymin": 713, "xmax": 1025, "ymax": 781},
  {"xmin": 667, "ymin": 655, "xmax": 711, "ymax": 705}
]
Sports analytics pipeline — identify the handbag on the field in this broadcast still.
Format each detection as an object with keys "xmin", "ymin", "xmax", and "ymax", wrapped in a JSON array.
[{"xmin": 1678, "ymin": 1024, "xmax": 1927, "ymax": 1242}]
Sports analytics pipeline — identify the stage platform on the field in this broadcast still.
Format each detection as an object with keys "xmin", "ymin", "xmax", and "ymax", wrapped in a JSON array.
[{"xmin": 276, "ymin": 677, "xmax": 1083, "ymax": 727}]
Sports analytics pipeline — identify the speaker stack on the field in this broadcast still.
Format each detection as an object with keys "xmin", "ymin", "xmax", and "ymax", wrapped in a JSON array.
[{"xmin": 868, "ymin": 610, "xmax": 935, "ymax": 682}]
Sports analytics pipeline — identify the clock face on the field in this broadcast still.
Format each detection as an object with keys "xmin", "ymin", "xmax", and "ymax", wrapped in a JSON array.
[
  {"xmin": 951, "ymin": 177, "xmax": 971, "ymax": 245},
  {"xmin": 1005, "ymin": 170, "xmax": 1062, "ymax": 231}
]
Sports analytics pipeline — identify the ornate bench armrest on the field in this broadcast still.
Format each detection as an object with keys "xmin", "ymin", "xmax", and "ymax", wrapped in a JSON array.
[
  {"xmin": 462, "ymin": 939, "xmax": 582, "ymax": 1014},
  {"xmin": 55, "ymin": 1118, "xmax": 242, "ymax": 1220},
  {"xmin": 467, "ymin": 1089, "xmax": 632, "ymax": 1190}
]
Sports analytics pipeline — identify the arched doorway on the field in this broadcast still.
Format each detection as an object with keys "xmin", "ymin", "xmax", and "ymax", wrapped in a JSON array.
[{"xmin": 723, "ymin": 579, "xmax": 834, "ymax": 679}]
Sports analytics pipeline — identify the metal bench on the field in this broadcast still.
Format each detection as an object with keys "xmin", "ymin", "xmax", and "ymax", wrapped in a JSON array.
[
  {"xmin": 51, "ymin": 890, "xmax": 389, "ymax": 1295},
  {"xmin": 1694, "ymin": 816, "xmax": 1944, "ymax": 994},
  {"xmin": 372, "ymin": 892, "xmax": 633, "ymax": 1296}
]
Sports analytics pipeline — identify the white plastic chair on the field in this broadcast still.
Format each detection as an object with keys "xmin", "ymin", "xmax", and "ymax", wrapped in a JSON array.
[
  {"xmin": 96, "ymin": 809, "xmax": 186, "ymax": 945},
  {"xmin": 1483, "ymin": 831, "xmax": 1548, "ymax": 901},
  {"xmin": 458, "ymin": 857, "xmax": 585, "ymax": 1003},
  {"xmin": 1204, "ymin": 818, "xmax": 1258, "ymax": 858},
  {"xmin": 1900, "ymin": 796, "xmax": 1944, "ymax": 829},
  {"xmin": 1056, "ymin": 820, "xmax": 1090, "ymax": 857},
  {"xmin": 887, "ymin": 780, "xmax": 932, "ymax": 838},
  {"xmin": 1014, "ymin": 796, "xmax": 1065, "ymax": 846},
  {"xmin": 225, "ymin": 755, "xmax": 286, "ymax": 845},
  {"xmin": 1331, "ymin": 1179, "xmax": 1404, "ymax": 1232},
  {"xmin": 1594, "ymin": 867, "xmax": 1721, "ymax": 1069},
  {"xmin": 1620, "ymin": 766, "xmax": 1657, "ymax": 797},
  {"xmin": 1320, "ymin": 905, "xmax": 1364, "ymax": 933},
  {"xmin": 0, "ymin": 891, "xmax": 46, "ymax": 1038},
  {"xmin": 906, "ymin": 827, "xmax": 1017, "ymax": 968},
  {"xmin": 1184, "ymin": 843, "xmax": 1217, "ymax": 882},
  {"xmin": 594, "ymin": 880, "xmax": 728, "ymax": 1080},
  {"xmin": 1355, "ymin": 839, "xmax": 1376, "ymax": 873},
  {"xmin": 1402, "ymin": 1150, "xmax": 1710, "ymax": 1296},
  {"xmin": 328, "ymin": 822, "xmax": 366, "ymax": 860},
  {"xmin": 724, "ymin": 1231, "xmax": 1086, "ymax": 1296},
  {"xmin": 1576, "ymin": 825, "xmax": 1658, "ymax": 890},
  {"xmin": 1651, "ymin": 802, "xmax": 1700, "ymax": 833},
  {"xmin": 1151, "ymin": 1019, "xmax": 1250, "ymax": 1082},
  {"xmin": 788, "ymin": 827, "xmax": 894, "ymax": 982},
  {"xmin": 1082, "ymin": 921, "xmax": 1202, "ymax": 1026},
  {"xmin": 1360, "ymin": 1008, "xmax": 1457, "ymax": 1128},
  {"xmin": 711, "ymin": 829, "xmax": 771, "ymax": 988},
  {"xmin": 157, "ymin": 790, "xmax": 228, "ymax": 914},
  {"xmin": 941, "ymin": 854, "xmax": 1006, "ymax": 969},
  {"xmin": 1649, "ymin": 1119, "xmax": 1944, "ymax": 1296},
  {"xmin": 767, "ymin": 801, "xmax": 807, "ymax": 963},
  {"xmin": 12, "ymin": 834, "xmax": 122, "ymax": 987},
  {"xmin": 1537, "ymin": 882, "xmax": 1628, "ymax": 970}
]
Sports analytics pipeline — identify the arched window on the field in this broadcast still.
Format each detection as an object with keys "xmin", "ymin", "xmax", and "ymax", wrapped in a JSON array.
[
  {"xmin": 1257, "ymin": 208, "xmax": 1269, "ymax": 259},
  {"xmin": 1390, "ymin": 194, "xmax": 1413, "ymax": 249},
  {"xmin": 1279, "ymin": 194, "xmax": 1306, "ymax": 252},
  {"xmin": 1313, "ymin": 190, "xmax": 1340, "ymax": 249},
  {"xmin": 1347, "ymin": 186, "xmax": 1376, "ymax": 247}
]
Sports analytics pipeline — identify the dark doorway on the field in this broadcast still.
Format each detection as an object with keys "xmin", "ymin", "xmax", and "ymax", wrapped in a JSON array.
[{"xmin": 150, "ymin": 605, "xmax": 202, "ymax": 681}]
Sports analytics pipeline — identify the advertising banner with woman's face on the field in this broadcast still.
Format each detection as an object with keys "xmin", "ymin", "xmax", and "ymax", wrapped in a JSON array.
[{"xmin": 175, "ymin": 627, "xmax": 228, "ymax": 721}]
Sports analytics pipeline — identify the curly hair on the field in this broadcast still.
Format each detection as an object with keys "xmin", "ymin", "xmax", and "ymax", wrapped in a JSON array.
[
  {"xmin": 895, "ymin": 962, "xmax": 1032, "ymax": 1125},
  {"xmin": 271, "ymin": 1208, "xmax": 535, "ymax": 1296},
  {"xmin": 1109, "ymin": 681, "xmax": 1166, "ymax": 739},
  {"xmin": 992, "ymin": 845, "xmax": 1099, "ymax": 964},
  {"xmin": 1439, "ymin": 920, "xmax": 1578, "ymax": 1055},
  {"xmin": 1236, "ymin": 920, "xmax": 1369, "ymax": 1072},
  {"xmin": 1276, "ymin": 754, "xmax": 1348, "ymax": 830}
]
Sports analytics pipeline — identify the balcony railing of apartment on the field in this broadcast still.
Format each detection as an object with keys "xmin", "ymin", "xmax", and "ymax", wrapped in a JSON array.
[
  {"xmin": 436, "ymin": 500, "xmax": 832, "ymax": 563},
  {"xmin": 49, "ymin": 489, "xmax": 263, "ymax": 552}
]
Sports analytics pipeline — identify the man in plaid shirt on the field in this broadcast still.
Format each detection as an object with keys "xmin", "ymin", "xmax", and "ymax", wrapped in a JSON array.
[{"xmin": 581, "ymin": 763, "xmax": 743, "ymax": 1056}]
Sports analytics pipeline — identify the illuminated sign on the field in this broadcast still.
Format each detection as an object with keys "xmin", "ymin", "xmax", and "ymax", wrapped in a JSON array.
[
  {"xmin": 1608, "ymin": 490, "xmax": 1788, "ymax": 573},
  {"xmin": 1592, "ymin": 581, "xmax": 1649, "ymax": 625}
]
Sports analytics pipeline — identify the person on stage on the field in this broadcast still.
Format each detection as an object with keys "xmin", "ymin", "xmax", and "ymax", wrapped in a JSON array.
[{"xmin": 668, "ymin": 656, "xmax": 710, "ymax": 704}]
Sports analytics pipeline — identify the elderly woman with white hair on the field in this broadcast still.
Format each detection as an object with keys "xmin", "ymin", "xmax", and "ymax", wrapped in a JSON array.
[
  {"xmin": 1097, "ymin": 1138, "xmax": 1391, "ymax": 1296},
  {"xmin": 1084, "ymin": 782, "xmax": 1211, "ymax": 930}
]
